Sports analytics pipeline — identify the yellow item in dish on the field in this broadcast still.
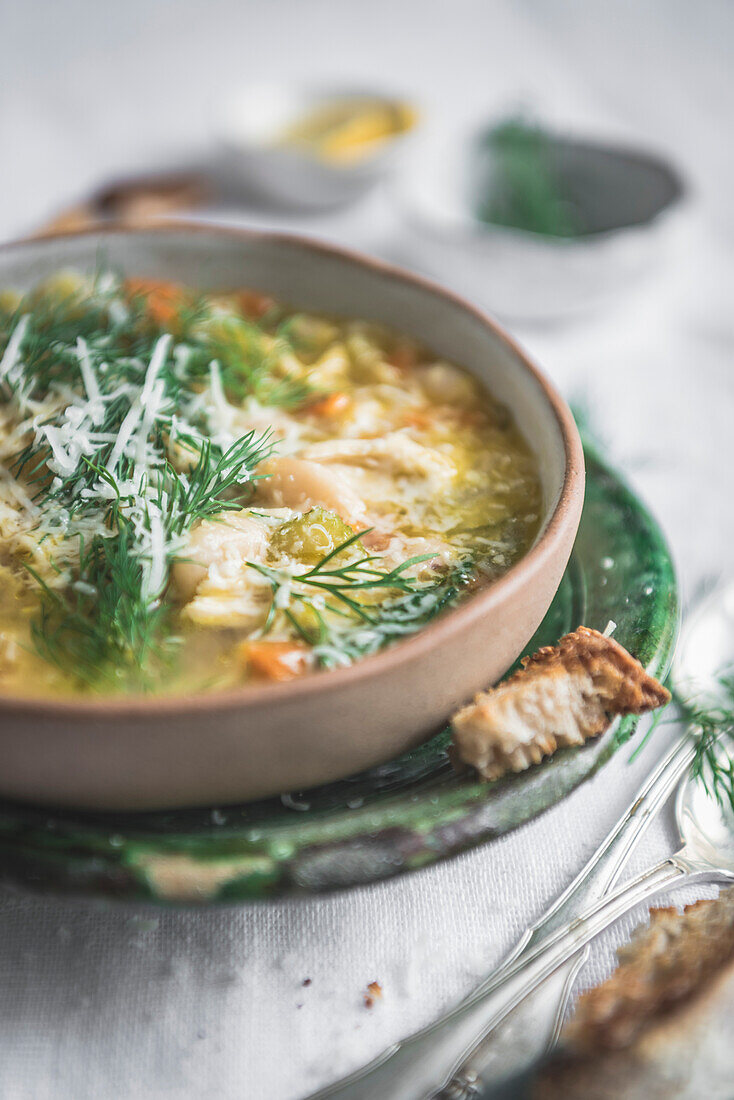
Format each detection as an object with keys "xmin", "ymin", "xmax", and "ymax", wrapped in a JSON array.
[{"xmin": 278, "ymin": 99, "xmax": 416, "ymax": 164}]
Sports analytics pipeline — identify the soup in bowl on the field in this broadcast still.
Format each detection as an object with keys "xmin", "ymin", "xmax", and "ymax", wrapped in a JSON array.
[{"xmin": 0, "ymin": 226, "xmax": 583, "ymax": 807}]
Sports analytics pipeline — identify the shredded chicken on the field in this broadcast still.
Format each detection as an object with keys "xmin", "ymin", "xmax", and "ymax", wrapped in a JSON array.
[
  {"xmin": 255, "ymin": 456, "xmax": 367, "ymax": 527},
  {"xmin": 360, "ymin": 528, "xmax": 455, "ymax": 575},
  {"xmin": 173, "ymin": 510, "xmax": 284, "ymax": 628},
  {"xmin": 172, "ymin": 510, "xmax": 271, "ymax": 602},
  {"xmin": 417, "ymin": 361, "xmax": 480, "ymax": 404},
  {"xmin": 451, "ymin": 626, "xmax": 670, "ymax": 781},
  {"xmin": 301, "ymin": 434, "xmax": 455, "ymax": 482}
]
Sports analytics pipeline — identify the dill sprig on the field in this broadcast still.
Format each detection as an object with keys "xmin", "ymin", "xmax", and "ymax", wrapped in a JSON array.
[
  {"xmin": 633, "ymin": 669, "xmax": 734, "ymax": 812},
  {"xmin": 312, "ymin": 565, "xmax": 471, "ymax": 668},
  {"xmin": 674, "ymin": 674, "xmax": 734, "ymax": 812},
  {"xmin": 178, "ymin": 310, "xmax": 313, "ymax": 410},
  {"xmin": 250, "ymin": 533, "xmax": 474, "ymax": 668},
  {"xmin": 163, "ymin": 433, "xmax": 275, "ymax": 536},
  {"xmin": 25, "ymin": 519, "xmax": 173, "ymax": 690},
  {"xmin": 477, "ymin": 116, "xmax": 582, "ymax": 238}
]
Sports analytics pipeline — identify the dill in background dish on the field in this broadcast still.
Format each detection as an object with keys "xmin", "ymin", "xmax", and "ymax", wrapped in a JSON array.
[{"xmin": 476, "ymin": 116, "xmax": 583, "ymax": 238}]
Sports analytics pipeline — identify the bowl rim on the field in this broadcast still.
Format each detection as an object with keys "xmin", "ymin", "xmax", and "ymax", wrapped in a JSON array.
[{"xmin": 0, "ymin": 220, "xmax": 584, "ymax": 719}]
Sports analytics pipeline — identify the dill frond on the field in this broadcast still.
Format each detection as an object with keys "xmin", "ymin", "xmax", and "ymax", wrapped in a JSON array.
[
  {"xmin": 477, "ymin": 116, "xmax": 582, "ymax": 238},
  {"xmin": 674, "ymin": 674, "xmax": 734, "ymax": 812},
  {"xmin": 249, "ymin": 535, "xmax": 473, "ymax": 668}
]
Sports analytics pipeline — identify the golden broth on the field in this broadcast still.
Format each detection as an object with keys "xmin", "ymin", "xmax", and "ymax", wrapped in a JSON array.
[{"xmin": 0, "ymin": 273, "xmax": 541, "ymax": 696}]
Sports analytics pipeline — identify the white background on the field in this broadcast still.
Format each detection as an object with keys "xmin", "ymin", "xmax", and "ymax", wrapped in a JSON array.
[{"xmin": 1, "ymin": 1, "xmax": 733, "ymax": 1097}]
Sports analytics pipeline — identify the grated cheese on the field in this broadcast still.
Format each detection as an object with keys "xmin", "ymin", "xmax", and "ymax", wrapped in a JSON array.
[
  {"xmin": 75, "ymin": 337, "xmax": 104, "ymax": 424},
  {"xmin": 0, "ymin": 315, "xmax": 29, "ymax": 381}
]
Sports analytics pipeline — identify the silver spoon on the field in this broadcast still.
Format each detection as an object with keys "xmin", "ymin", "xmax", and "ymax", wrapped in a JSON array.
[{"xmin": 311, "ymin": 581, "xmax": 734, "ymax": 1100}]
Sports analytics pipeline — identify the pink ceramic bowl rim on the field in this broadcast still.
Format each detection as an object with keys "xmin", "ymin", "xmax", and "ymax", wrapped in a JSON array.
[{"xmin": 0, "ymin": 221, "xmax": 584, "ymax": 719}]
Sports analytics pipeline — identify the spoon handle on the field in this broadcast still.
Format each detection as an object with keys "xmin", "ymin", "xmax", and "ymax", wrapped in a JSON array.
[
  {"xmin": 494, "ymin": 734, "xmax": 696, "ymax": 963},
  {"xmin": 432, "ymin": 733, "xmax": 697, "ymax": 1093},
  {"xmin": 315, "ymin": 859, "xmax": 705, "ymax": 1100},
  {"xmin": 310, "ymin": 736, "xmax": 700, "ymax": 1100},
  {"xmin": 427, "ymin": 857, "xmax": 690, "ymax": 1086}
]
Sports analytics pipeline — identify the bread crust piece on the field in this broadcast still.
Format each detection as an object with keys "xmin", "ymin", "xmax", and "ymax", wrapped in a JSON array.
[
  {"xmin": 533, "ymin": 889, "xmax": 734, "ymax": 1100},
  {"xmin": 564, "ymin": 887, "xmax": 734, "ymax": 1053},
  {"xmin": 451, "ymin": 626, "xmax": 670, "ymax": 781}
]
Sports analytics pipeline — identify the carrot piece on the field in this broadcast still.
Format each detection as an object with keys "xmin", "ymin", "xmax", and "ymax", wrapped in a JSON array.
[
  {"xmin": 307, "ymin": 392, "xmax": 351, "ymax": 418},
  {"xmin": 124, "ymin": 278, "xmax": 189, "ymax": 328},
  {"xmin": 237, "ymin": 290, "xmax": 276, "ymax": 319},
  {"xmin": 238, "ymin": 641, "xmax": 310, "ymax": 682}
]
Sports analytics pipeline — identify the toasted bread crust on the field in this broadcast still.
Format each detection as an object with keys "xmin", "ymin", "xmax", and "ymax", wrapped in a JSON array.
[
  {"xmin": 564, "ymin": 888, "xmax": 734, "ymax": 1052},
  {"xmin": 519, "ymin": 626, "xmax": 671, "ymax": 712},
  {"xmin": 533, "ymin": 890, "xmax": 734, "ymax": 1100},
  {"xmin": 451, "ymin": 626, "xmax": 670, "ymax": 781}
]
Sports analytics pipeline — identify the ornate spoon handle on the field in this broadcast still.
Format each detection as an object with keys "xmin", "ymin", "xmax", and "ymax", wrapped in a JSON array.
[{"xmin": 311, "ymin": 733, "xmax": 696, "ymax": 1100}]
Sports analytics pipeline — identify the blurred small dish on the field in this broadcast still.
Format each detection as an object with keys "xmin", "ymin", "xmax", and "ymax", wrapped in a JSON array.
[
  {"xmin": 216, "ymin": 82, "xmax": 417, "ymax": 209},
  {"xmin": 396, "ymin": 127, "xmax": 687, "ymax": 322}
]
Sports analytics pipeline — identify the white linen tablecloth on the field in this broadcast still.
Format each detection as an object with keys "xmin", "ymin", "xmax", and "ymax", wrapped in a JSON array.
[{"xmin": 1, "ymin": 1, "xmax": 732, "ymax": 1096}]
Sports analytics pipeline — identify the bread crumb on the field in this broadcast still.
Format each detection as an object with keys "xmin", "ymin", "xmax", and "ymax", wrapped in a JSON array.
[{"xmin": 364, "ymin": 980, "xmax": 383, "ymax": 1008}]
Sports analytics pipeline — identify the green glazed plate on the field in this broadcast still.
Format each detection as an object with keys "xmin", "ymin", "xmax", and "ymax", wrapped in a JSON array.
[{"xmin": 0, "ymin": 442, "xmax": 678, "ymax": 906}]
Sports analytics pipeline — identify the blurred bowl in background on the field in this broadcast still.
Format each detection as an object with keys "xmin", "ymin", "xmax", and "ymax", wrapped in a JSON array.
[
  {"xmin": 395, "ymin": 128, "xmax": 687, "ymax": 322},
  {"xmin": 215, "ymin": 82, "xmax": 418, "ymax": 209}
]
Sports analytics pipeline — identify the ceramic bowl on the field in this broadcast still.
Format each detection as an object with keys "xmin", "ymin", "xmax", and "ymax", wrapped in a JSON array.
[
  {"xmin": 215, "ymin": 82, "xmax": 417, "ymax": 209},
  {"xmin": 396, "ymin": 130, "xmax": 687, "ymax": 321},
  {"xmin": 0, "ymin": 224, "xmax": 584, "ymax": 809}
]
